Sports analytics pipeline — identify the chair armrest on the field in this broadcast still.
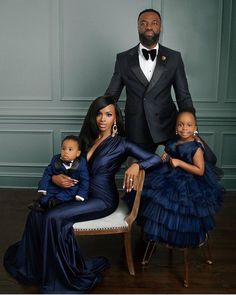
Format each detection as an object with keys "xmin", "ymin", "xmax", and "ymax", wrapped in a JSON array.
[{"xmin": 125, "ymin": 170, "xmax": 145, "ymax": 226}]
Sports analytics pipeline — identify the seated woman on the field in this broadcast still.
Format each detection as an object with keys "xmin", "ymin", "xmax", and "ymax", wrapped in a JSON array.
[{"xmin": 4, "ymin": 95, "xmax": 162, "ymax": 294}]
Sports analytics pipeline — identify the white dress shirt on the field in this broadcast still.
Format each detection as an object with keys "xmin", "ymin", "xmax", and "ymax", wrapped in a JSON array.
[{"xmin": 139, "ymin": 43, "xmax": 159, "ymax": 82}]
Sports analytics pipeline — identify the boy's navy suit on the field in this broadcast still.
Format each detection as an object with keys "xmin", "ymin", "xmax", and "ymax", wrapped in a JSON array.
[{"xmin": 38, "ymin": 154, "xmax": 89, "ymax": 202}]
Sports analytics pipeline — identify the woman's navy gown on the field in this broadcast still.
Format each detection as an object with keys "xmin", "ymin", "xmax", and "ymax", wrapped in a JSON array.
[
  {"xmin": 4, "ymin": 135, "xmax": 161, "ymax": 293},
  {"xmin": 139, "ymin": 138, "xmax": 224, "ymax": 248}
]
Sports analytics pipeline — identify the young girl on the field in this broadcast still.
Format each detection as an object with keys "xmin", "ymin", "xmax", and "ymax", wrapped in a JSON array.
[{"xmin": 139, "ymin": 110, "xmax": 224, "ymax": 248}]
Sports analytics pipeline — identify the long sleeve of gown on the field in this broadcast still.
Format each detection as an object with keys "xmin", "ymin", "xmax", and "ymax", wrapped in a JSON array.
[{"xmin": 124, "ymin": 140, "xmax": 162, "ymax": 170}]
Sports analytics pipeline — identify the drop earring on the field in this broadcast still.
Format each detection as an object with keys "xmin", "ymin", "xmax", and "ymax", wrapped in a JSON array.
[
  {"xmin": 112, "ymin": 122, "xmax": 118, "ymax": 137},
  {"xmin": 194, "ymin": 130, "xmax": 198, "ymax": 137}
]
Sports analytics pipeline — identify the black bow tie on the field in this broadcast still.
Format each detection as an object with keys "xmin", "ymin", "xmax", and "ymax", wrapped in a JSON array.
[
  {"xmin": 62, "ymin": 160, "xmax": 73, "ymax": 166},
  {"xmin": 142, "ymin": 48, "xmax": 156, "ymax": 61}
]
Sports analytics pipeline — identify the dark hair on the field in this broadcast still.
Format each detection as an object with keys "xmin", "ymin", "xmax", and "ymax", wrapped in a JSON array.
[
  {"xmin": 62, "ymin": 135, "xmax": 80, "ymax": 149},
  {"xmin": 177, "ymin": 108, "xmax": 197, "ymax": 123},
  {"xmin": 78, "ymin": 95, "xmax": 125, "ymax": 152},
  {"xmin": 138, "ymin": 8, "xmax": 161, "ymax": 22}
]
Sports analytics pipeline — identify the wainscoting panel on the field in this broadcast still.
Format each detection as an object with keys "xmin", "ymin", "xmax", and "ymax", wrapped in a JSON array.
[
  {"xmin": 0, "ymin": 0, "xmax": 53, "ymax": 100},
  {"xmin": 161, "ymin": 0, "xmax": 222, "ymax": 102},
  {"xmin": 0, "ymin": 0, "xmax": 235, "ymax": 190},
  {"xmin": 226, "ymin": 0, "xmax": 236, "ymax": 102}
]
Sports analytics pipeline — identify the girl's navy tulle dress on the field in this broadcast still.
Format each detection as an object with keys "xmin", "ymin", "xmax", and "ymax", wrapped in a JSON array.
[{"xmin": 139, "ymin": 138, "xmax": 224, "ymax": 248}]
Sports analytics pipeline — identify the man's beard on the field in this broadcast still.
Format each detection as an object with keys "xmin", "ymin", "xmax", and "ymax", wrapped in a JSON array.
[{"xmin": 139, "ymin": 31, "xmax": 160, "ymax": 47}]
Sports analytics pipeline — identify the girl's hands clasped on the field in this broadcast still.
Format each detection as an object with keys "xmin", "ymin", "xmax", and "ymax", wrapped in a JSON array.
[{"xmin": 123, "ymin": 163, "xmax": 140, "ymax": 192}]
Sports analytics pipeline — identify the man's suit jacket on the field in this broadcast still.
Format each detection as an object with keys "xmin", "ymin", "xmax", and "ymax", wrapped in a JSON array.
[{"xmin": 105, "ymin": 44, "xmax": 194, "ymax": 144}]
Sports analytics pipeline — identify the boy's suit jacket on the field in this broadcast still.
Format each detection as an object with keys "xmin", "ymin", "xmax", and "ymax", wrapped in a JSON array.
[{"xmin": 38, "ymin": 154, "xmax": 89, "ymax": 200}]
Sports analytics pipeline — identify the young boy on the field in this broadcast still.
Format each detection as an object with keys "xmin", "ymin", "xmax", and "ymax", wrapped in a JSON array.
[{"xmin": 28, "ymin": 135, "xmax": 89, "ymax": 211}]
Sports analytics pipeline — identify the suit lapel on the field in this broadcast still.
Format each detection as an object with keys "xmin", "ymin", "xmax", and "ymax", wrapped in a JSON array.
[
  {"xmin": 145, "ymin": 45, "xmax": 167, "ymax": 94},
  {"xmin": 129, "ymin": 45, "xmax": 149, "ymax": 87}
]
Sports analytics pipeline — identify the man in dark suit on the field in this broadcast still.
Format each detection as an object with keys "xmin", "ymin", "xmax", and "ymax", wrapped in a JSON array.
[{"xmin": 105, "ymin": 8, "xmax": 195, "ymax": 152}]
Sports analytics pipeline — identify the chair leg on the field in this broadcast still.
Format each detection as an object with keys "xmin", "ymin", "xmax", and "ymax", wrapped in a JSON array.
[
  {"xmin": 124, "ymin": 232, "xmax": 135, "ymax": 275},
  {"xmin": 183, "ymin": 249, "xmax": 189, "ymax": 288},
  {"xmin": 141, "ymin": 240, "xmax": 157, "ymax": 265},
  {"xmin": 201, "ymin": 239, "xmax": 213, "ymax": 265}
]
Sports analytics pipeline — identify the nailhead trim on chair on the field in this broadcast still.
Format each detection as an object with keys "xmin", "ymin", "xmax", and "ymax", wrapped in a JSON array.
[
  {"xmin": 76, "ymin": 225, "xmax": 128, "ymax": 231},
  {"xmin": 73, "ymin": 200, "xmax": 129, "ymax": 231}
]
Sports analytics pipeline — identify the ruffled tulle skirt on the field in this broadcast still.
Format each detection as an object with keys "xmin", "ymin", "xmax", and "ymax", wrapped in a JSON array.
[{"xmin": 137, "ymin": 164, "xmax": 224, "ymax": 248}]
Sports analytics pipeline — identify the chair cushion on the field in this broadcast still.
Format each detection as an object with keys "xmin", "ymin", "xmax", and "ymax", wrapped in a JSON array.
[{"xmin": 73, "ymin": 200, "xmax": 129, "ymax": 231}]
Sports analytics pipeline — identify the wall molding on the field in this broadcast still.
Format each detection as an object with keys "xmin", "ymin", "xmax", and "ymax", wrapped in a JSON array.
[
  {"xmin": 224, "ymin": 0, "xmax": 233, "ymax": 103},
  {"xmin": 220, "ymin": 132, "xmax": 236, "ymax": 169},
  {"xmin": 0, "ymin": 106, "xmax": 235, "ymax": 123}
]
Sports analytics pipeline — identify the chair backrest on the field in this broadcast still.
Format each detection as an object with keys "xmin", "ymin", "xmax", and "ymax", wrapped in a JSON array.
[{"xmin": 125, "ymin": 170, "xmax": 145, "ymax": 228}]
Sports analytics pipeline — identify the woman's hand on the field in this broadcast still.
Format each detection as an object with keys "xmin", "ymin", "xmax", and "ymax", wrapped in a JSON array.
[
  {"xmin": 123, "ymin": 163, "xmax": 140, "ymax": 192},
  {"xmin": 52, "ymin": 174, "xmax": 75, "ymax": 188}
]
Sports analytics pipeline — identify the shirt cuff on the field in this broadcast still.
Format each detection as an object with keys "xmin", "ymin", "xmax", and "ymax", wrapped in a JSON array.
[
  {"xmin": 75, "ymin": 195, "xmax": 85, "ymax": 201},
  {"xmin": 38, "ymin": 190, "xmax": 47, "ymax": 194}
]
